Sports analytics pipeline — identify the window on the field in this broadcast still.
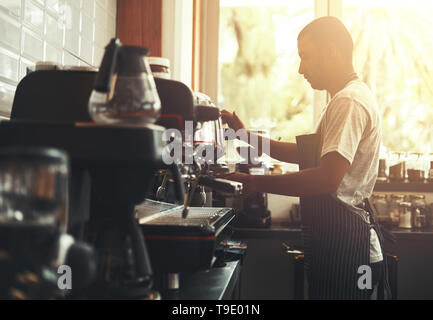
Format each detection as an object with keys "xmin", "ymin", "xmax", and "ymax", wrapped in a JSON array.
[
  {"xmin": 218, "ymin": 0, "xmax": 315, "ymax": 143},
  {"xmin": 343, "ymin": 0, "xmax": 433, "ymax": 152},
  {"xmin": 215, "ymin": 0, "xmax": 433, "ymax": 153}
]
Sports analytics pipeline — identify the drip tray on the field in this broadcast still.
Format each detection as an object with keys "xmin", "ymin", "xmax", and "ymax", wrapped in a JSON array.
[{"xmin": 137, "ymin": 200, "xmax": 235, "ymax": 273}]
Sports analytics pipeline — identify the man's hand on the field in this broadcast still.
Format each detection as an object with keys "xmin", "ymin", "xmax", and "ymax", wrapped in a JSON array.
[
  {"xmin": 219, "ymin": 172, "xmax": 255, "ymax": 197},
  {"xmin": 220, "ymin": 110, "xmax": 246, "ymax": 132}
]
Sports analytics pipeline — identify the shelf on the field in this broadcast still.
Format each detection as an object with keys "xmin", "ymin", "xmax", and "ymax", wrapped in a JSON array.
[{"xmin": 374, "ymin": 180, "xmax": 433, "ymax": 193}]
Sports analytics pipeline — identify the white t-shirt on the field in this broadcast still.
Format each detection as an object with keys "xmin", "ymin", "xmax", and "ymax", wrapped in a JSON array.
[{"xmin": 315, "ymin": 78, "xmax": 383, "ymax": 263}]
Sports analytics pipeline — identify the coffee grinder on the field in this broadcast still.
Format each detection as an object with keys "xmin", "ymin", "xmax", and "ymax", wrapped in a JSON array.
[{"xmin": 0, "ymin": 147, "xmax": 96, "ymax": 299}]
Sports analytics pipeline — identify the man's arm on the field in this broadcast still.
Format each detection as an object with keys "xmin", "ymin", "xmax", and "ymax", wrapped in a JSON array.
[
  {"xmin": 248, "ymin": 131, "xmax": 299, "ymax": 164},
  {"xmin": 224, "ymin": 151, "xmax": 350, "ymax": 197},
  {"xmin": 220, "ymin": 110, "xmax": 300, "ymax": 164}
]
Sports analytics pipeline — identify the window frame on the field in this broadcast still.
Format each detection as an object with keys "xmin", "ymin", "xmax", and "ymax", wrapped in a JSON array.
[{"xmin": 161, "ymin": 0, "xmax": 194, "ymax": 87}]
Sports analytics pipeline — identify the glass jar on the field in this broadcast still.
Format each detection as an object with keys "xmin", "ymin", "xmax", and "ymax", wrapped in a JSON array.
[
  {"xmin": 371, "ymin": 193, "xmax": 389, "ymax": 223},
  {"xmin": 407, "ymin": 152, "xmax": 425, "ymax": 182},
  {"xmin": 398, "ymin": 202, "xmax": 413, "ymax": 229},
  {"xmin": 410, "ymin": 194, "xmax": 426, "ymax": 209},
  {"xmin": 410, "ymin": 194, "xmax": 427, "ymax": 228},
  {"xmin": 389, "ymin": 194, "xmax": 405, "ymax": 226},
  {"xmin": 388, "ymin": 152, "xmax": 406, "ymax": 181}
]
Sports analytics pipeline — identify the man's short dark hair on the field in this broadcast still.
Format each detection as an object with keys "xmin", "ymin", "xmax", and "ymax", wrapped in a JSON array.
[{"xmin": 298, "ymin": 16, "xmax": 353, "ymax": 62}]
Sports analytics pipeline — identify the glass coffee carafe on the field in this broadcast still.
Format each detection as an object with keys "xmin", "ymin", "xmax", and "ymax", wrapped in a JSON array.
[{"xmin": 89, "ymin": 38, "xmax": 161, "ymax": 125}]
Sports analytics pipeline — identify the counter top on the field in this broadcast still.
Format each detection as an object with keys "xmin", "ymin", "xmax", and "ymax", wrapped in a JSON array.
[
  {"xmin": 170, "ymin": 260, "xmax": 241, "ymax": 300},
  {"xmin": 231, "ymin": 223, "xmax": 433, "ymax": 240},
  {"xmin": 374, "ymin": 180, "xmax": 433, "ymax": 192},
  {"xmin": 230, "ymin": 224, "xmax": 302, "ymax": 240},
  {"xmin": 389, "ymin": 225, "xmax": 433, "ymax": 234}
]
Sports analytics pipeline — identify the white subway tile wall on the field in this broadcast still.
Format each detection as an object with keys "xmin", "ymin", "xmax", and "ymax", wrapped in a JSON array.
[{"xmin": 0, "ymin": 0, "xmax": 117, "ymax": 117}]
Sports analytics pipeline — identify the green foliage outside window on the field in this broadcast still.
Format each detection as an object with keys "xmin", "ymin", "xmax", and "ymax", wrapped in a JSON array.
[
  {"xmin": 219, "ymin": 3, "xmax": 433, "ymax": 152},
  {"xmin": 218, "ymin": 5, "xmax": 314, "ymax": 143}
]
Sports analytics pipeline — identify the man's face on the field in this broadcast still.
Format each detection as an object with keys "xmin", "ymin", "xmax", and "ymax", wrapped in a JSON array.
[{"xmin": 297, "ymin": 35, "xmax": 327, "ymax": 90}]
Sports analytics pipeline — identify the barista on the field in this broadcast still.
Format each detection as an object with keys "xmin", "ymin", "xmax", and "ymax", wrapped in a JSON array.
[{"xmin": 221, "ymin": 16, "xmax": 387, "ymax": 299}]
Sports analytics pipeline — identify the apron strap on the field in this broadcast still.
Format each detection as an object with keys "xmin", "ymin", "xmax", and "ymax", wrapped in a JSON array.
[{"xmin": 359, "ymin": 198, "xmax": 395, "ymax": 299}]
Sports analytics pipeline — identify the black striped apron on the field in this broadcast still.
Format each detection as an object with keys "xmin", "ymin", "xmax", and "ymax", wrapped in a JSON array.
[{"xmin": 296, "ymin": 133, "xmax": 371, "ymax": 300}]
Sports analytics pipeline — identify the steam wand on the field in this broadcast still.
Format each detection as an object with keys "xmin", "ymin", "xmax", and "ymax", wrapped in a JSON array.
[{"xmin": 182, "ymin": 178, "xmax": 198, "ymax": 219}]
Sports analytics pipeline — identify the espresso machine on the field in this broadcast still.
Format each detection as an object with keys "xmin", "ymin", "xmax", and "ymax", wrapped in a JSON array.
[
  {"xmin": 152, "ymin": 78, "xmax": 236, "ymax": 207},
  {"xmin": 3, "ymin": 38, "xmax": 243, "ymax": 299},
  {"xmin": 1, "ymin": 38, "xmax": 180, "ymax": 299},
  {"xmin": 135, "ymin": 77, "xmax": 243, "ymax": 296}
]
